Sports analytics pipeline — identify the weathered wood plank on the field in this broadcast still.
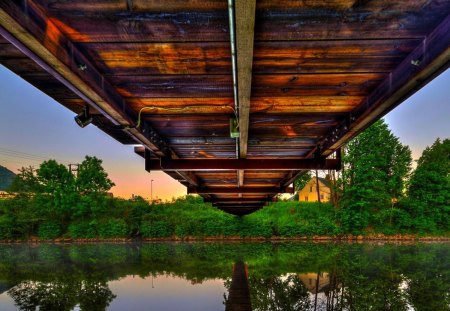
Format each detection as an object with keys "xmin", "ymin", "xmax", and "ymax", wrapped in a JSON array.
[
  {"xmin": 42, "ymin": 11, "xmax": 230, "ymax": 42},
  {"xmin": 0, "ymin": 43, "xmax": 26, "ymax": 58},
  {"xmin": 235, "ymin": 0, "xmax": 256, "ymax": 158},
  {"xmin": 35, "ymin": 0, "xmax": 449, "ymax": 42},
  {"xmin": 111, "ymin": 75, "xmax": 233, "ymax": 98},
  {"xmin": 253, "ymin": 39, "xmax": 421, "ymax": 73},
  {"xmin": 251, "ymin": 99, "xmax": 359, "ymax": 113},
  {"xmin": 252, "ymin": 73, "xmax": 385, "ymax": 97},
  {"xmin": 250, "ymin": 115, "xmax": 339, "ymax": 127},
  {"xmin": 166, "ymin": 136, "xmax": 316, "ymax": 147},
  {"xmin": 79, "ymin": 39, "xmax": 420, "ymax": 76},
  {"xmin": 254, "ymin": 56, "xmax": 407, "ymax": 74},
  {"xmin": 255, "ymin": 1, "xmax": 450, "ymax": 40},
  {"xmin": 124, "ymin": 96, "xmax": 360, "ymax": 114},
  {"xmin": 246, "ymin": 151, "xmax": 311, "ymax": 158},
  {"xmin": 126, "ymin": 97, "xmax": 233, "ymax": 110},
  {"xmin": 112, "ymin": 73, "xmax": 380, "ymax": 99},
  {"xmin": 36, "ymin": 0, "xmax": 227, "ymax": 12},
  {"xmin": 0, "ymin": 58, "xmax": 52, "ymax": 75},
  {"xmin": 175, "ymin": 151, "xmax": 237, "ymax": 159},
  {"xmin": 257, "ymin": 0, "xmax": 433, "ymax": 11},
  {"xmin": 142, "ymin": 114, "xmax": 230, "ymax": 125},
  {"xmin": 83, "ymin": 42, "xmax": 231, "ymax": 75},
  {"xmin": 144, "ymin": 115, "xmax": 337, "ymax": 131}
]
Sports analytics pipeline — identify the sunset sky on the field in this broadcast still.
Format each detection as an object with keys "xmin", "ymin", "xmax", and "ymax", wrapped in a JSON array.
[{"xmin": 1, "ymin": 65, "xmax": 449, "ymax": 200}]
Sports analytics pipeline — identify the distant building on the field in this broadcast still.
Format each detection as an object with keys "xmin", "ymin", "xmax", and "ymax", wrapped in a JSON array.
[
  {"xmin": 298, "ymin": 272, "xmax": 330, "ymax": 293},
  {"xmin": 298, "ymin": 177, "xmax": 331, "ymax": 202}
]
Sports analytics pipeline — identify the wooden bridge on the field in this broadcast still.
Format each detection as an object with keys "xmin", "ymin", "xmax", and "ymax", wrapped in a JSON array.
[{"xmin": 0, "ymin": 1, "xmax": 449, "ymax": 215}]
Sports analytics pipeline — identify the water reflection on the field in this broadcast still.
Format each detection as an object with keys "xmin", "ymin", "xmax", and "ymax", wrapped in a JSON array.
[
  {"xmin": 0, "ymin": 242, "xmax": 448, "ymax": 310},
  {"xmin": 225, "ymin": 261, "xmax": 252, "ymax": 311},
  {"xmin": 8, "ymin": 280, "xmax": 115, "ymax": 311}
]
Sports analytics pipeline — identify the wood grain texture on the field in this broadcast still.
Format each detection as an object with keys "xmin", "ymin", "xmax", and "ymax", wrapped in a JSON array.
[
  {"xmin": 84, "ymin": 42, "xmax": 231, "ymax": 75},
  {"xmin": 235, "ymin": 0, "xmax": 256, "ymax": 158},
  {"xmin": 111, "ymin": 75, "xmax": 233, "ymax": 98}
]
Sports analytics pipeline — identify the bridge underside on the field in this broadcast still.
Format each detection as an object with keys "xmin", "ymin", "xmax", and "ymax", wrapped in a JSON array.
[{"xmin": 0, "ymin": 1, "xmax": 449, "ymax": 215}]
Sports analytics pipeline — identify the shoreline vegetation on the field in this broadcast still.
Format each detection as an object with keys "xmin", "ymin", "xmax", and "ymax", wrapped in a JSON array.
[
  {"xmin": 1, "ymin": 235, "xmax": 450, "ymax": 244},
  {"xmin": 1, "ymin": 197, "xmax": 449, "ymax": 243},
  {"xmin": 1, "ymin": 121, "xmax": 448, "ymax": 242}
]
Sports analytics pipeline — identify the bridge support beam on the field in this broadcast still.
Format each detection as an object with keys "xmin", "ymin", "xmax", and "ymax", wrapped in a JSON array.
[
  {"xmin": 144, "ymin": 158, "xmax": 341, "ymax": 171},
  {"xmin": 188, "ymin": 186, "xmax": 294, "ymax": 194}
]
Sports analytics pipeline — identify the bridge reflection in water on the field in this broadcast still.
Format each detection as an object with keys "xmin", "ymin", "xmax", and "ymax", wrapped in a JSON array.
[{"xmin": 225, "ymin": 261, "xmax": 252, "ymax": 311}]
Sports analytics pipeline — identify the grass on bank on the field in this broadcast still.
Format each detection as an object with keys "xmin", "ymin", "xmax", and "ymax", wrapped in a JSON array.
[{"xmin": 1, "ymin": 195, "xmax": 448, "ymax": 240}]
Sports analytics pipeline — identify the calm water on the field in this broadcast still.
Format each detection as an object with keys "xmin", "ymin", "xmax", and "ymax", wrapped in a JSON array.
[{"xmin": 0, "ymin": 242, "xmax": 449, "ymax": 311}]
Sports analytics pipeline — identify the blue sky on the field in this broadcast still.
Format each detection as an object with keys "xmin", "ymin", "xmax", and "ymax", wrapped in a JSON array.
[{"xmin": 0, "ymin": 65, "xmax": 449, "ymax": 199}]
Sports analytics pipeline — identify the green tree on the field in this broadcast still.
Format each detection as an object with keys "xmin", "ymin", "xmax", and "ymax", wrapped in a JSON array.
[
  {"xmin": 35, "ymin": 160, "xmax": 76, "ymax": 229},
  {"xmin": 8, "ymin": 166, "xmax": 39, "ymax": 194},
  {"xmin": 36, "ymin": 160, "xmax": 74, "ymax": 195},
  {"xmin": 76, "ymin": 156, "xmax": 114, "ymax": 195},
  {"xmin": 339, "ymin": 120, "xmax": 412, "ymax": 233},
  {"xmin": 407, "ymin": 138, "xmax": 450, "ymax": 232}
]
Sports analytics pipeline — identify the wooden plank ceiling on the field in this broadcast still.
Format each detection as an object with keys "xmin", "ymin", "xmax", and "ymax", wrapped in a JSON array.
[{"xmin": 1, "ymin": 0, "xmax": 449, "ymax": 215}]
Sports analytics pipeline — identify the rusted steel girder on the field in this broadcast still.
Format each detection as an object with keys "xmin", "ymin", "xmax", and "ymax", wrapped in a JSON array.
[
  {"xmin": 188, "ymin": 186, "xmax": 294, "ymax": 194},
  {"xmin": 315, "ymin": 15, "xmax": 450, "ymax": 158},
  {"xmin": 206, "ymin": 197, "xmax": 272, "ymax": 203},
  {"xmin": 145, "ymin": 158, "xmax": 341, "ymax": 171}
]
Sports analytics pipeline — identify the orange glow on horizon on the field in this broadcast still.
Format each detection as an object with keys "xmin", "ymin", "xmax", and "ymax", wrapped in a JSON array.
[{"xmin": 108, "ymin": 170, "xmax": 187, "ymax": 201}]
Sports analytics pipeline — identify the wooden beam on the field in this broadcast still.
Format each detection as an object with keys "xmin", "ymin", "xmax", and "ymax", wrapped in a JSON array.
[
  {"xmin": 238, "ymin": 170, "xmax": 245, "ymax": 186},
  {"xmin": 138, "ymin": 146, "xmax": 201, "ymax": 187},
  {"xmin": 188, "ymin": 187, "xmax": 293, "ymax": 194},
  {"xmin": 0, "ymin": 1, "xmax": 170, "ymax": 157},
  {"xmin": 173, "ymin": 171, "xmax": 200, "ymax": 187},
  {"xmin": 319, "ymin": 15, "xmax": 450, "ymax": 157},
  {"xmin": 235, "ymin": 0, "xmax": 256, "ymax": 158},
  {"xmin": 213, "ymin": 202, "xmax": 264, "ymax": 208},
  {"xmin": 206, "ymin": 198, "xmax": 271, "ymax": 203},
  {"xmin": 146, "ymin": 158, "xmax": 341, "ymax": 171}
]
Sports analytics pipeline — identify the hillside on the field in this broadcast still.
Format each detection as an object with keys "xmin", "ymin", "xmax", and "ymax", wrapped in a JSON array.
[{"xmin": 0, "ymin": 165, "xmax": 15, "ymax": 191}]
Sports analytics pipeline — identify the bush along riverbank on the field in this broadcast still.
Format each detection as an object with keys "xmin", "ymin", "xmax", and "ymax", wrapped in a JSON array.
[{"xmin": 1, "ymin": 196, "xmax": 449, "ymax": 242}]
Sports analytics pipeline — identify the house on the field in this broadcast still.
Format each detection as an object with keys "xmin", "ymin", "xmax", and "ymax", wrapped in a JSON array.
[
  {"xmin": 298, "ymin": 177, "xmax": 331, "ymax": 202},
  {"xmin": 298, "ymin": 272, "xmax": 330, "ymax": 293}
]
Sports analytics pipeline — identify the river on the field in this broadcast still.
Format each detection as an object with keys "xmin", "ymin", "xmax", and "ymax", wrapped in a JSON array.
[{"xmin": 0, "ymin": 242, "xmax": 449, "ymax": 310}]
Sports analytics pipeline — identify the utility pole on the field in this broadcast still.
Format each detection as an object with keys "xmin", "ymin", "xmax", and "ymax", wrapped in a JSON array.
[
  {"xmin": 151, "ymin": 179, "xmax": 154, "ymax": 203},
  {"xmin": 315, "ymin": 169, "xmax": 321, "ymax": 203},
  {"xmin": 68, "ymin": 164, "xmax": 79, "ymax": 177}
]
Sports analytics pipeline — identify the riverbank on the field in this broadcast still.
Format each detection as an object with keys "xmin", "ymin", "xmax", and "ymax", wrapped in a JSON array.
[
  {"xmin": 2, "ymin": 197, "xmax": 449, "ymax": 241},
  {"xmin": 1, "ymin": 233, "xmax": 450, "ymax": 244}
]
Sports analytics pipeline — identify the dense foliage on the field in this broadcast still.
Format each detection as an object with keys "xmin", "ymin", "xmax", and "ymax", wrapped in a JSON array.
[
  {"xmin": 0, "ymin": 121, "xmax": 449, "ymax": 239},
  {"xmin": 0, "ymin": 194, "xmax": 339, "ymax": 239},
  {"xmin": 406, "ymin": 138, "xmax": 450, "ymax": 233},
  {"xmin": 339, "ymin": 120, "xmax": 413, "ymax": 234}
]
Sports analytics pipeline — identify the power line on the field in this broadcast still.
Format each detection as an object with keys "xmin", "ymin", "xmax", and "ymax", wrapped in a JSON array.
[
  {"xmin": 0, "ymin": 146, "xmax": 76, "ymax": 166},
  {"xmin": 0, "ymin": 148, "xmax": 49, "ymax": 161}
]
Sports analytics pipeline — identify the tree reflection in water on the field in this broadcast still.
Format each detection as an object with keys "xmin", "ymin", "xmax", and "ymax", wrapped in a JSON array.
[
  {"xmin": 0, "ymin": 243, "xmax": 448, "ymax": 311},
  {"xmin": 8, "ymin": 280, "xmax": 115, "ymax": 311}
]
